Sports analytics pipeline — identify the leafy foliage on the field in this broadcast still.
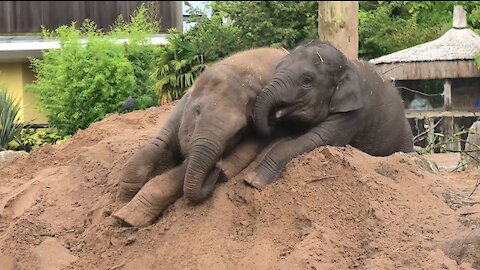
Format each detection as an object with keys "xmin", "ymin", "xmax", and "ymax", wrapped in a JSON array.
[
  {"xmin": 27, "ymin": 3, "xmax": 160, "ymax": 135},
  {"xmin": 110, "ymin": 1, "xmax": 161, "ymax": 42},
  {"xmin": 152, "ymin": 31, "xmax": 206, "ymax": 105},
  {"xmin": 0, "ymin": 88, "xmax": 24, "ymax": 150},
  {"xmin": 211, "ymin": 1, "xmax": 318, "ymax": 49},
  {"xmin": 8, "ymin": 127, "xmax": 71, "ymax": 152},
  {"xmin": 359, "ymin": 1, "xmax": 480, "ymax": 59},
  {"xmin": 112, "ymin": 2, "xmax": 161, "ymax": 108},
  {"xmin": 152, "ymin": 7, "xmax": 243, "ymax": 104},
  {"xmin": 475, "ymin": 51, "xmax": 480, "ymax": 69},
  {"xmin": 123, "ymin": 43, "xmax": 160, "ymax": 108}
]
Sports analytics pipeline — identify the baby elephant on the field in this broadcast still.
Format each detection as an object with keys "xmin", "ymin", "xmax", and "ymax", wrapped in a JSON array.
[
  {"xmin": 245, "ymin": 40, "xmax": 414, "ymax": 189},
  {"xmin": 113, "ymin": 47, "xmax": 288, "ymax": 227}
]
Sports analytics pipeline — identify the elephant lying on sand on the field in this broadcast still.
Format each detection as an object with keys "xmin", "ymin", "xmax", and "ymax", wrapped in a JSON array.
[
  {"xmin": 113, "ymin": 47, "xmax": 288, "ymax": 227},
  {"xmin": 244, "ymin": 40, "xmax": 414, "ymax": 190}
]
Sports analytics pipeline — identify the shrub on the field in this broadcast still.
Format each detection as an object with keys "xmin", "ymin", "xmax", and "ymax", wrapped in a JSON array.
[
  {"xmin": 123, "ymin": 42, "xmax": 160, "ymax": 108},
  {"xmin": 152, "ymin": 1, "xmax": 319, "ymax": 104},
  {"xmin": 475, "ymin": 51, "xmax": 480, "ymax": 69},
  {"xmin": 112, "ymin": 2, "xmax": 162, "ymax": 108},
  {"xmin": 0, "ymin": 88, "xmax": 24, "ymax": 150},
  {"xmin": 152, "ymin": 30, "xmax": 207, "ymax": 105},
  {"xmin": 152, "ymin": 7, "xmax": 245, "ymax": 104},
  {"xmin": 8, "ymin": 127, "xmax": 71, "ymax": 152},
  {"xmin": 358, "ymin": 1, "xmax": 480, "ymax": 59},
  {"xmin": 211, "ymin": 1, "xmax": 319, "ymax": 49},
  {"xmin": 27, "ymin": 3, "xmax": 160, "ymax": 136}
]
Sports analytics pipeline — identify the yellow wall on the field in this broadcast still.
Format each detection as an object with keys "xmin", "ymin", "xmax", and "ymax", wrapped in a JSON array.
[
  {"xmin": 0, "ymin": 63, "xmax": 23, "ymax": 120},
  {"xmin": 21, "ymin": 63, "xmax": 47, "ymax": 123},
  {"xmin": 0, "ymin": 62, "xmax": 47, "ymax": 124}
]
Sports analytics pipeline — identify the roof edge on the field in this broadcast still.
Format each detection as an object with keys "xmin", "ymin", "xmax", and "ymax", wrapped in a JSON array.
[{"xmin": 0, "ymin": 34, "xmax": 168, "ymax": 53}]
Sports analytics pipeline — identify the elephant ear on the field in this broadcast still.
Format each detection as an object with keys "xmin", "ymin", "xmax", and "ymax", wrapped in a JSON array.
[{"xmin": 329, "ymin": 65, "xmax": 364, "ymax": 113}]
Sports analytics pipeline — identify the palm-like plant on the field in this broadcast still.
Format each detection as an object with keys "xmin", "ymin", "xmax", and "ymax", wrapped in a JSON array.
[
  {"xmin": 0, "ymin": 88, "xmax": 24, "ymax": 150},
  {"xmin": 152, "ymin": 32, "xmax": 206, "ymax": 105}
]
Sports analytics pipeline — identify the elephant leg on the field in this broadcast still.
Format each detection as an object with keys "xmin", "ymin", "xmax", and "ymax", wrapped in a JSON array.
[
  {"xmin": 118, "ymin": 138, "xmax": 178, "ymax": 202},
  {"xmin": 217, "ymin": 137, "xmax": 266, "ymax": 181},
  {"xmin": 113, "ymin": 162, "xmax": 187, "ymax": 227},
  {"xmin": 114, "ymin": 161, "xmax": 223, "ymax": 227},
  {"xmin": 117, "ymin": 96, "xmax": 188, "ymax": 202},
  {"xmin": 245, "ymin": 115, "xmax": 358, "ymax": 190}
]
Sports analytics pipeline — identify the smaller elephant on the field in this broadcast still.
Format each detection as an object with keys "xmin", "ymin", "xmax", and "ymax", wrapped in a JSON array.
[
  {"xmin": 113, "ymin": 47, "xmax": 288, "ymax": 227},
  {"xmin": 245, "ymin": 40, "xmax": 414, "ymax": 190},
  {"xmin": 113, "ymin": 136, "xmax": 264, "ymax": 227}
]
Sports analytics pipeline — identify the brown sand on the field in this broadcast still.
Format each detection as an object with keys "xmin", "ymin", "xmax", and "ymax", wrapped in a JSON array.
[{"xmin": 1, "ymin": 102, "xmax": 480, "ymax": 270}]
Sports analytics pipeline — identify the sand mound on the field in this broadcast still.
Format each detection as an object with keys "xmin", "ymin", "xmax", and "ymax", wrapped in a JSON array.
[{"xmin": 1, "ymin": 102, "xmax": 480, "ymax": 270}]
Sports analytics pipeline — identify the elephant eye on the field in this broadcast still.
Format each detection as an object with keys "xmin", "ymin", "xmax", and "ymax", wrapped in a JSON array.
[{"xmin": 302, "ymin": 75, "xmax": 314, "ymax": 88}]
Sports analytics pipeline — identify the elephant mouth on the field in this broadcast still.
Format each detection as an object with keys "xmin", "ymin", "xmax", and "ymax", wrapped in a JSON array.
[{"xmin": 269, "ymin": 105, "xmax": 299, "ymax": 124}]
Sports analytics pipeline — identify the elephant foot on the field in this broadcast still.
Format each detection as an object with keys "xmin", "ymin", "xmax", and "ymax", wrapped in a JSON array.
[
  {"xmin": 114, "ymin": 165, "xmax": 186, "ymax": 227},
  {"xmin": 244, "ymin": 171, "xmax": 269, "ymax": 190},
  {"xmin": 113, "ymin": 200, "xmax": 158, "ymax": 227}
]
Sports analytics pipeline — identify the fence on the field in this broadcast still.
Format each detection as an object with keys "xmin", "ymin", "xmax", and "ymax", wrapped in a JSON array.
[{"xmin": 0, "ymin": 1, "xmax": 182, "ymax": 33}]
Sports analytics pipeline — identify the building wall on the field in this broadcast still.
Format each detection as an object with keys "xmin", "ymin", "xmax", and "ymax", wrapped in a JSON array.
[
  {"xmin": 0, "ymin": 62, "xmax": 47, "ymax": 123},
  {"xmin": 21, "ymin": 63, "xmax": 47, "ymax": 123},
  {"xmin": 451, "ymin": 77, "xmax": 480, "ymax": 110},
  {"xmin": 0, "ymin": 62, "xmax": 24, "ymax": 119}
]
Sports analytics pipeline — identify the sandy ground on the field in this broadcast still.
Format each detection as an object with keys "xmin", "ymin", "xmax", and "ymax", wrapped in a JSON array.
[{"xmin": 1, "ymin": 102, "xmax": 480, "ymax": 270}]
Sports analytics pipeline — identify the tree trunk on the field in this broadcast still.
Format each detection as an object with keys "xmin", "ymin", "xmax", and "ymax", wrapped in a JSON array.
[{"xmin": 318, "ymin": 1, "xmax": 359, "ymax": 60}]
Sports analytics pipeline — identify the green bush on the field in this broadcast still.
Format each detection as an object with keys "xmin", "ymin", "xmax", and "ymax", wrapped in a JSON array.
[
  {"xmin": 475, "ymin": 51, "xmax": 480, "ymax": 69},
  {"xmin": 112, "ymin": 2, "xmax": 162, "ymax": 107},
  {"xmin": 211, "ymin": 1, "xmax": 319, "ymax": 50},
  {"xmin": 0, "ymin": 88, "xmax": 24, "ymax": 150},
  {"xmin": 152, "ymin": 30, "xmax": 206, "ymax": 105},
  {"xmin": 8, "ymin": 127, "xmax": 71, "ymax": 152},
  {"xmin": 152, "ymin": 10, "xmax": 243, "ymax": 104},
  {"xmin": 359, "ymin": 1, "xmax": 480, "ymax": 59},
  {"xmin": 123, "ymin": 42, "xmax": 160, "ymax": 108},
  {"xmin": 27, "ymin": 3, "xmax": 160, "ymax": 136}
]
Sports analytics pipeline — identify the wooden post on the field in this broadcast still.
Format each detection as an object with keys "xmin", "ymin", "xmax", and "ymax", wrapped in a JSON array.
[
  {"xmin": 442, "ymin": 79, "xmax": 456, "ymax": 151},
  {"xmin": 443, "ymin": 79, "xmax": 452, "ymax": 110},
  {"xmin": 318, "ymin": 1, "xmax": 359, "ymax": 60},
  {"xmin": 426, "ymin": 117, "xmax": 436, "ymax": 154},
  {"xmin": 444, "ymin": 117, "xmax": 456, "ymax": 151}
]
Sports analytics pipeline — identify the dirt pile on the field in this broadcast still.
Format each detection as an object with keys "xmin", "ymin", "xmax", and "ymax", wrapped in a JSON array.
[{"xmin": 1, "ymin": 102, "xmax": 480, "ymax": 270}]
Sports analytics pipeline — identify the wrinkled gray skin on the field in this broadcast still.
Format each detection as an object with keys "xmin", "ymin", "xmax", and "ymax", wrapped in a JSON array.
[
  {"xmin": 115, "ymin": 48, "xmax": 288, "ymax": 226},
  {"xmin": 245, "ymin": 41, "xmax": 414, "ymax": 189}
]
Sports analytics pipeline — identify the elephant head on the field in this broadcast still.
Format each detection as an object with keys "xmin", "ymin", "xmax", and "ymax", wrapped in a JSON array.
[
  {"xmin": 179, "ymin": 66, "xmax": 255, "ymax": 203},
  {"xmin": 253, "ymin": 41, "xmax": 364, "ymax": 136}
]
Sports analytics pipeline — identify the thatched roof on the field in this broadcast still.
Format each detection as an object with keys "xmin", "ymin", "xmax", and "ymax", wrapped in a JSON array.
[
  {"xmin": 370, "ymin": 6, "xmax": 480, "ymax": 80},
  {"xmin": 369, "ymin": 27, "xmax": 480, "ymax": 64}
]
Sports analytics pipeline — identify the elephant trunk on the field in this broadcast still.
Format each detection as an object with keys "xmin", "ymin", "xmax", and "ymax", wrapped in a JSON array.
[
  {"xmin": 254, "ymin": 78, "xmax": 290, "ymax": 137},
  {"xmin": 183, "ymin": 135, "xmax": 223, "ymax": 203}
]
